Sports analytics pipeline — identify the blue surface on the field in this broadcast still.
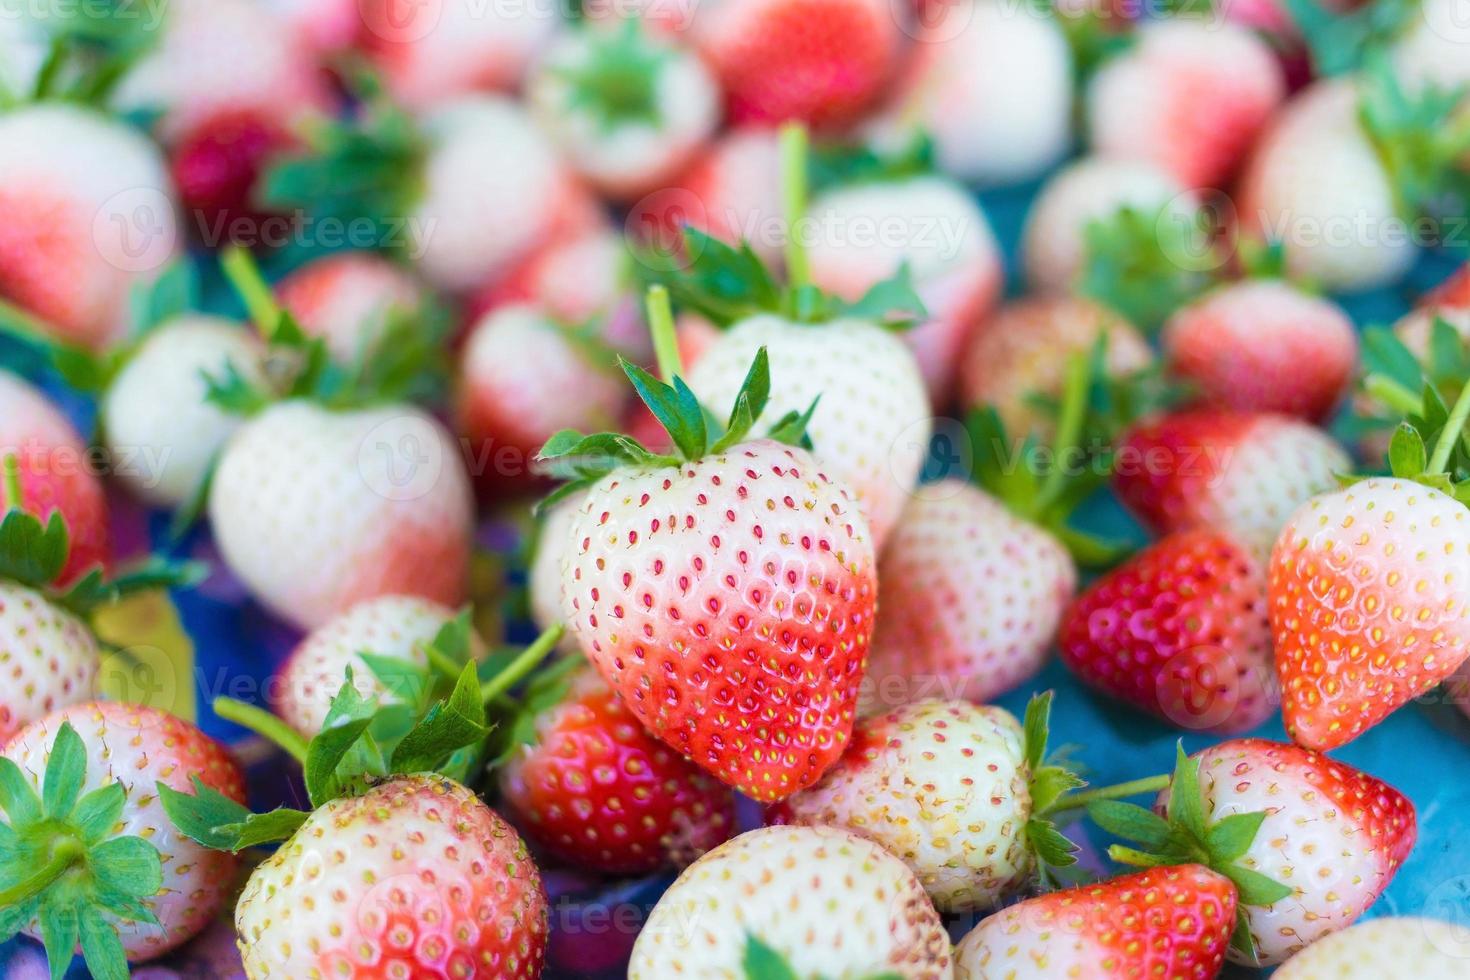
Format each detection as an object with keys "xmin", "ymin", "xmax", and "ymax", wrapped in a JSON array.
[{"xmin": 3, "ymin": 180, "xmax": 1469, "ymax": 977}]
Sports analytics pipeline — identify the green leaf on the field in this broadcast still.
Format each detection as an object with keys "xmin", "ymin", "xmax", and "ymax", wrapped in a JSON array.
[
  {"xmin": 1028, "ymin": 765, "xmax": 1085, "ymax": 816},
  {"xmin": 0, "ymin": 894, "xmax": 41, "ymax": 942},
  {"xmin": 76, "ymin": 905, "xmax": 130, "ymax": 980},
  {"xmin": 1204, "ymin": 811, "xmax": 1268, "ymax": 863},
  {"xmin": 303, "ymin": 676, "xmax": 380, "ymax": 807},
  {"xmin": 1220, "ymin": 863, "xmax": 1293, "ymax": 908},
  {"xmin": 1079, "ymin": 203, "xmax": 1218, "ymax": 332},
  {"xmin": 156, "ymin": 777, "xmax": 255, "ymax": 851},
  {"xmin": 388, "ymin": 661, "xmax": 490, "ymax": 774},
  {"xmin": 39, "ymin": 901, "xmax": 79, "ymax": 980},
  {"xmin": 1166, "ymin": 744, "xmax": 1207, "ymax": 842},
  {"xmin": 1389, "ymin": 423, "xmax": 1429, "ymax": 479},
  {"xmin": 1357, "ymin": 53, "xmax": 1470, "ymax": 216},
  {"xmin": 202, "ymin": 360, "xmax": 275, "ymax": 416},
  {"xmin": 622, "ymin": 359, "xmax": 708, "ymax": 460},
  {"xmin": 71, "ymin": 784, "xmax": 126, "ymax": 845},
  {"xmin": 88, "ymin": 836, "xmax": 163, "ymax": 900},
  {"xmin": 58, "ymin": 557, "xmax": 207, "ymax": 616},
  {"xmin": 1022, "ymin": 691, "xmax": 1053, "ymax": 773},
  {"xmin": 1230, "ymin": 906, "xmax": 1262, "ymax": 964},
  {"xmin": 764, "ymin": 398, "xmax": 819, "ymax": 451},
  {"xmin": 1087, "ymin": 800, "xmax": 1172, "ymax": 849},
  {"xmin": 837, "ymin": 264, "xmax": 928, "ymax": 330},
  {"xmin": 0, "ymin": 757, "xmax": 41, "ymax": 826},
  {"xmin": 645, "ymin": 229, "xmax": 782, "ymax": 328},
  {"xmin": 1025, "ymin": 817, "xmax": 1078, "ymax": 868},
  {"xmin": 742, "ymin": 934, "xmax": 800, "ymax": 980},
  {"xmin": 711, "ymin": 348, "xmax": 773, "ymax": 453},
  {"xmin": 358, "ymin": 652, "xmax": 438, "ymax": 710},
  {"xmin": 41, "ymin": 723, "xmax": 85, "ymax": 820},
  {"xmin": 214, "ymin": 808, "xmax": 310, "ymax": 850},
  {"xmin": 0, "ymin": 510, "xmax": 71, "ymax": 590}
]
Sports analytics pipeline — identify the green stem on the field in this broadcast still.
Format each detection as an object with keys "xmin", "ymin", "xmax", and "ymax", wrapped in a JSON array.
[
  {"xmin": 1426, "ymin": 374, "xmax": 1470, "ymax": 476},
  {"xmin": 1109, "ymin": 844, "xmax": 1173, "ymax": 869},
  {"xmin": 779, "ymin": 122, "xmax": 811, "ymax": 291},
  {"xmin": 480, "ymin": 625, "xmax": 565, "ymax": 704},
  {"xmin": 2, "ymin": 454, "xmax": 21, "ymax": 513},
  {"xmin": 1036, "ymin": 351, "xmax": 1090, "ymax": 512},
  {"xmin": 212, "ymin": 697, "xmax": 309, "ymax": 765},
  {"xmin": 220, "ymin": 246, "xmax": 283, "ymax": 340},
  {"xmin": 1045, "ymin": 774, "xmax": 1171, "ymax": 816},
  {"xmin": 1364, "ymin": 374, "xmax": 1426, "ymax": 417},
  {"xmin": 646, "ymin": 285, "xmax": 683, "ymax": 383},
  {"xmin": 423, "ymin": 642, "xmax": 465, "ymax": 683},
  {"xmin": 0, "ymin": 836, "xmax": 84, "ymax": 907}
]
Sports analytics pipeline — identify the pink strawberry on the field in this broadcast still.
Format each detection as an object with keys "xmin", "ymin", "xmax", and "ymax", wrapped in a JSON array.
[
  {"xmin": 0, "ymin": 702, "xmax": 246, "ymax": 974},
  {"xmin": 1087, "ymin": 19, "xmax": 1285, "ymax": 189},
  {"xmin": 1273, "ymin": 917, "xmax": 1469, "ymax": 978},
  {"xmin": 955, "ymin": 864, "xmax": 1238, "ymax": 979},
  {"xmin": 1114, "ymin": 409, "xmax": 1351, "ymax": 562},
  {"xmin": 630, "ymin": 825, "xmax": 951, "ymax": 978},
  {"xmin": 274, "ymin": 594, "xmax": 468, "ymax": 738},
  {"xmin": 871, "ymin": 0, "xmax": 1074, "ymax": 186},
  {"xmin": 0, "ymin": 371, "xmax": 110, "ymax": 585},
  {"xmin": 170, "ymin": 110, "xmax": 298, "ymax": 249},
  {"xmin": 1022, "ymin": 155, "xmax": 1200, "ymax": 293},
  {"xmin": 233, "ymin": 774, "xmax": 548, "ymax": 978},
  {"xmin": 0, "ymin": 104, "xmax": 180, "ymax": 350},
  {"xmin": 260, "ymin": 0, "xmax": 360, "ymax": 58},
  {"xmin": 1141, "ymin": 739, "xmax": 1417, "ymax": 965},
  {"xmin": 1059, "ymin": 528, "xmax": 1277, "ymax": 733},
  {"xmin": 274, "ymin": 251, "xmax": 428, "ymax": 363},
  {"xmin": 1163, "ymin": 279, "xmax": 1358, "ymax": 422},
  {"xmin": 356, "ymin": 0, "xmax": 558, "ymax": 110},
  {"xmin": 806, "ymin": 173, "xmax": 1005, "ymax": 406},
  {"xmin": 691, "ymin": 0, "xmax": 902, "ymax": 129},
  {"xmin": 960, "ymin": 295, "xmax": 1153, "ymax": 438},
  {"xmin": 456, "ymin": 304, "xmax": 629, "ymax": 495},
  {"xmin": 496, "ymin": 663, "xmax": 737, "ymax": 875},
  {"xmin": 527, "ymin": 21, "xmax": 721, "ymax": 201}
]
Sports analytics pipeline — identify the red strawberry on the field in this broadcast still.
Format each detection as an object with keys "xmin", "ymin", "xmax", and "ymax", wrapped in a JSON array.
[
  {"xmin": 1114, "ymin": 410, "xmax": 1351, "ymax": 562},
  {"xmin": 496, "ymin": 664, "xmax": 737, "ymax": 874},
  {"xmin": 1273, "ymin": 917, "xmax": 1467, "ymax": 978},
  {"xmin": 1163, "ymin": 280, "xmax": 1358, "ymax": 422},
  {"xmin": 960, "ymin": 295, "xmax": 1153, "ymax": 438},
  {"xmin": 542, "ymin": 341, "xmax": 879, "ymax": 802},
  {"xmin": 0, "ymin": 371, "xmax": 110, "ymax": 585},
  {"xmin": 170, "ymin": 110, "xmax": 296, "ymax": 248},
  {"xmin": 233, "ymin": 775, "xmax": 548, "ymax": 978},
  {"xmin": 1087, "ymin": 19, "xmax": 1285, "ymax": 189},
  {"xmin": 1, "ymin": 703, "xmax": 246, "ymax": 975},
  {"xmin": 1136, "ymin": 739, "xmax": 1417, "ymax": 965},
  {"xmin": 953, "ymin": 865, "xmax": 1238, "ymax": 980},
  {"xmin": 0, "ymin": 104, "xmax": 180, "ymax": 350},
  {"xmin": 692, "ymin": 0, "xmax": 901, "ymax": 129},
  {"xmin": 1060, "ymin": 528, "xmax": 1277, "ymax": 733},
  {"xmin": 274, "ymin": 251, "xmax": 427, "ymax": 362},
  {"xmin": 456, "ymin": 304, "xmax": 629, "ymax": 494},
  {"xmin": 631, "ymin": 825, "xmax": 952, "ymax": 978},
  {"xmin": 527, "ymin": 21, "xmax": 721, "ymax": 201},
  {"xmin": 1269, "ymin": 476, "xmax": 1470, "ymax": 750},
  {"xmin": 872, "ymin": 0, "xmax": 1074, "ymax": 186}
]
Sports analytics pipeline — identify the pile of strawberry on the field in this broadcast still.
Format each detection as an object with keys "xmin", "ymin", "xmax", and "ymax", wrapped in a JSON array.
[{"xmin": 2, "ymin": 0, "xmax": 1470, "ymax": 976}]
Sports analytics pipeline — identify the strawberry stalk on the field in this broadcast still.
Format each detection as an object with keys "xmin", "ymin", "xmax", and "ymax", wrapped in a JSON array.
[
  {"xmin": 220, "ymin": 244, "xmax": 285, "ymax": 340},
  {"xmin": 1426, "ymin": 373, "xmax": 1470, "ymax": 476},
  {"xmin": 646, "ymin": 284, "xmax": 683, "ymax": 383},
  {"xmin": 479, "ymin": 624, "xmax": 564, "ymax": 704},
  {"xmin": 1035, "ymin": 351, "xmax": 1090, "ymax": 512},
  {"xmin": 1042, "ymin": 774, "xmax": 1173, "ymax": 816},
  {"xmin": 212, "ymin": 696, "xmax": 310, "ymax": 764},
  {"xmin": 779, "ymin": 122, "xmax": 812, "ymax": 291},
  {"xmin": 1, "ymin": 453, "xmax": 21, "ymax": 514},
  {"xmin": 0, "ymin": 836, "xmax": 85, "ymax": 907}
]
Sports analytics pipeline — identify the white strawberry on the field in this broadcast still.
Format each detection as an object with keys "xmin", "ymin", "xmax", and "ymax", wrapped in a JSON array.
[
  {"xmin": 0, "ymin": 581, "xmax": 99, "ymax": 744},
  {"xmin": 806, "ymin": 173, "xmax": 1005, "ymax": 406},
  {"xmin": 274, "ymin": 251, "xmax": 428, "ymax": 364},
  {"xmin": 527, "ymin": 489, "xmax": 584, "ymax": 639},
  {"xmin": 1022, "ymin": 154, "xmax": 1200, "ymax": 293},
  {"xmin": 871, "ymin": 0, "xmax": 1074, "ymax": 186},
  {"xmin": 1390, "ymin": 0, "xmax": 1470, "ymax": 95},
  {"xmin": 629, "ymin": 825, "xmax": 952, "ymax": 979},
  {"xmin": 273, "ymin": 594, "xmax": 470, "ymax": 738},
  {"xmin": 0, "ymin": 103, "xmax": 180, "ymax": 351},
  {"xmin": 100, "ymin": 315, "xmax": 268, "ymax": 508},
  {"xmin": 1273, "ymin": 917, "xmax": 1469, "ymax": 979},
  {"xmin": 527, "ymin": 21, "xmax": 721, "ymax": 201}
]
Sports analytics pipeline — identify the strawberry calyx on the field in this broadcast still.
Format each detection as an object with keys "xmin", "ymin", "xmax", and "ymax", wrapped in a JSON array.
[
  {"xmin": 1358, "ymin": 315, "xmax": 1469, "ymax": 453},
  {"xmin": 1080, "ymin": 202, "xmax": 1223, "ymax": 332},
  {"xmin": 1282, "ymin": 0, "xmax": 1419, "ymax": 78},
  {"xmin": 204, "ymin": 245, "xmax": 450, "ymax": 416},
  {"xmin": 0, "ymin": 721, "xmax": 165, "ymax": 980},
  {"xmin": 806, "ymin": 133, "xmax": 937, "ymax": 197},
  {"xmin": 1357, "ymin": 54, "xmax": 1470, "ymax": 220},
  {"xmin": 1016, "ymin": 692, "xmax": 1087, "ymax": 890},
  {"xmin": 741, "ymin": 934, "xmax": 902, "ymax": 980},
  {"xmin": 160, "ymin": 621, "xmax": 565, "ymax": 852},
  {"xmin": 0, "ymin": 454, "xmax": 205, "ymax": 615},
  {"xmin": 550, "ymin": 19, "xmax": 672, "ymax": 131},
  {"xmin": 1085, "ymin": 744, "xmax": 1293, "ymax": 964},
  {"xmin": 8, "ymin": 0, "xmax": 164, "ymax": 107}
]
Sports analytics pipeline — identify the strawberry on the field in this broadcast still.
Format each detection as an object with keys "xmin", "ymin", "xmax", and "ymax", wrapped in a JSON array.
[
  {"xmin": 356, "ymin": 0, "xmax": 559, "ymax": 110},
  {"xmin": 1236, "ymin": 67, "xmax": 1468, "ymax": 293},
  {"xmin": 0, "ymin": 703, "xmax": 246, "ymax": 975},
  {"xmin": 527, "ymin": 20, "xmax": 721, "ymax": 201},
  {"xmin": 1163, "ymin": 279, "xmax": 1358, "ymax": 422},
  {"xmin": 1095, "ymin": 740, "xmax": 1415, "ymax": 966},
  {"xmin": 1022, "ymin": 154, "xmax": 1200, "ymax": 296},
  {"xmin": 952, "ymin": 864, "xmax": 1238, "ymax": 980},
  {"xmin": 273, "ymin": 594, "xmax": 470, "ymax": 738},
  {"xmin": 456, "ymin": 304, "xmax": 629, "ymax": 494},
  {"xmin": 540, "ymin": 290, "xmax": 879, "ymax": 801},
  {"xmin": 263, "ymin": 90, "xmax": 598, "ymax": 294},
  {"xmin": 528, "ymin": 490, "xmax": 585, "ymax": 639},
  {"xmin": 959, "ymin": 295, "xmax": 1153, "ymax": 439},
  {"xmin": 1273, "ymin": 917, "xmax": 1468, "ymax": 978},
  {"xmin": 691, "ymin": 0, "xmax": 901, "ymax": 129},
  {"xmin": 630, "ymin": 825, "xmax": 952, "ymax": 978},
  {"xmin": 1086, "ymin": 19, "xmax": 1285, "ymax": 190},
  {"xmin": 260, "ymin": 0, "xmax": 360, "ymax": 58},
  {"xmin": 1114, "ymin": 409, "xmax": 1351, "ymax": 563},
  {"xmin": 628, "ymin": 125, "xmax": 784, "ymax": 265},
  {"xmin": 1059, "ymin": 529, "xmax": 1277, "ymax": 733},
  {"xmin": 495, "ymin": 662, "xmax": 737, "ymax": 875},
  {"xmin": 0, "ymin": 371, "xmax": 110, "ymax": 585},
  {"xmin": 0, "ymin": 104, "xmax": 180, "ymax": 351},
  {"xmin": 169, "ymin": 110, "xmax": 298, "ymax": 248},
  {"xmin": 771, "ymin": 695, "xmax": 1105, "ymax": 913},
  {"xmin": 1389, "ymin": 261, "xmax": 1470, "ymax": 357},
  {"xmin": 274, "ymin": 251, "xmax": 429, "ymax": 363},
  {"xmin": 871, "ymin": 0, "xmax": 1074, "ymax": 186},
  {"xmin": 806, "ymin": 170, "xmax": 1004, "ymax": 406},
  {"xmin": 204, "ymin": 250, "xmax": 473, "ymax": 631}
]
